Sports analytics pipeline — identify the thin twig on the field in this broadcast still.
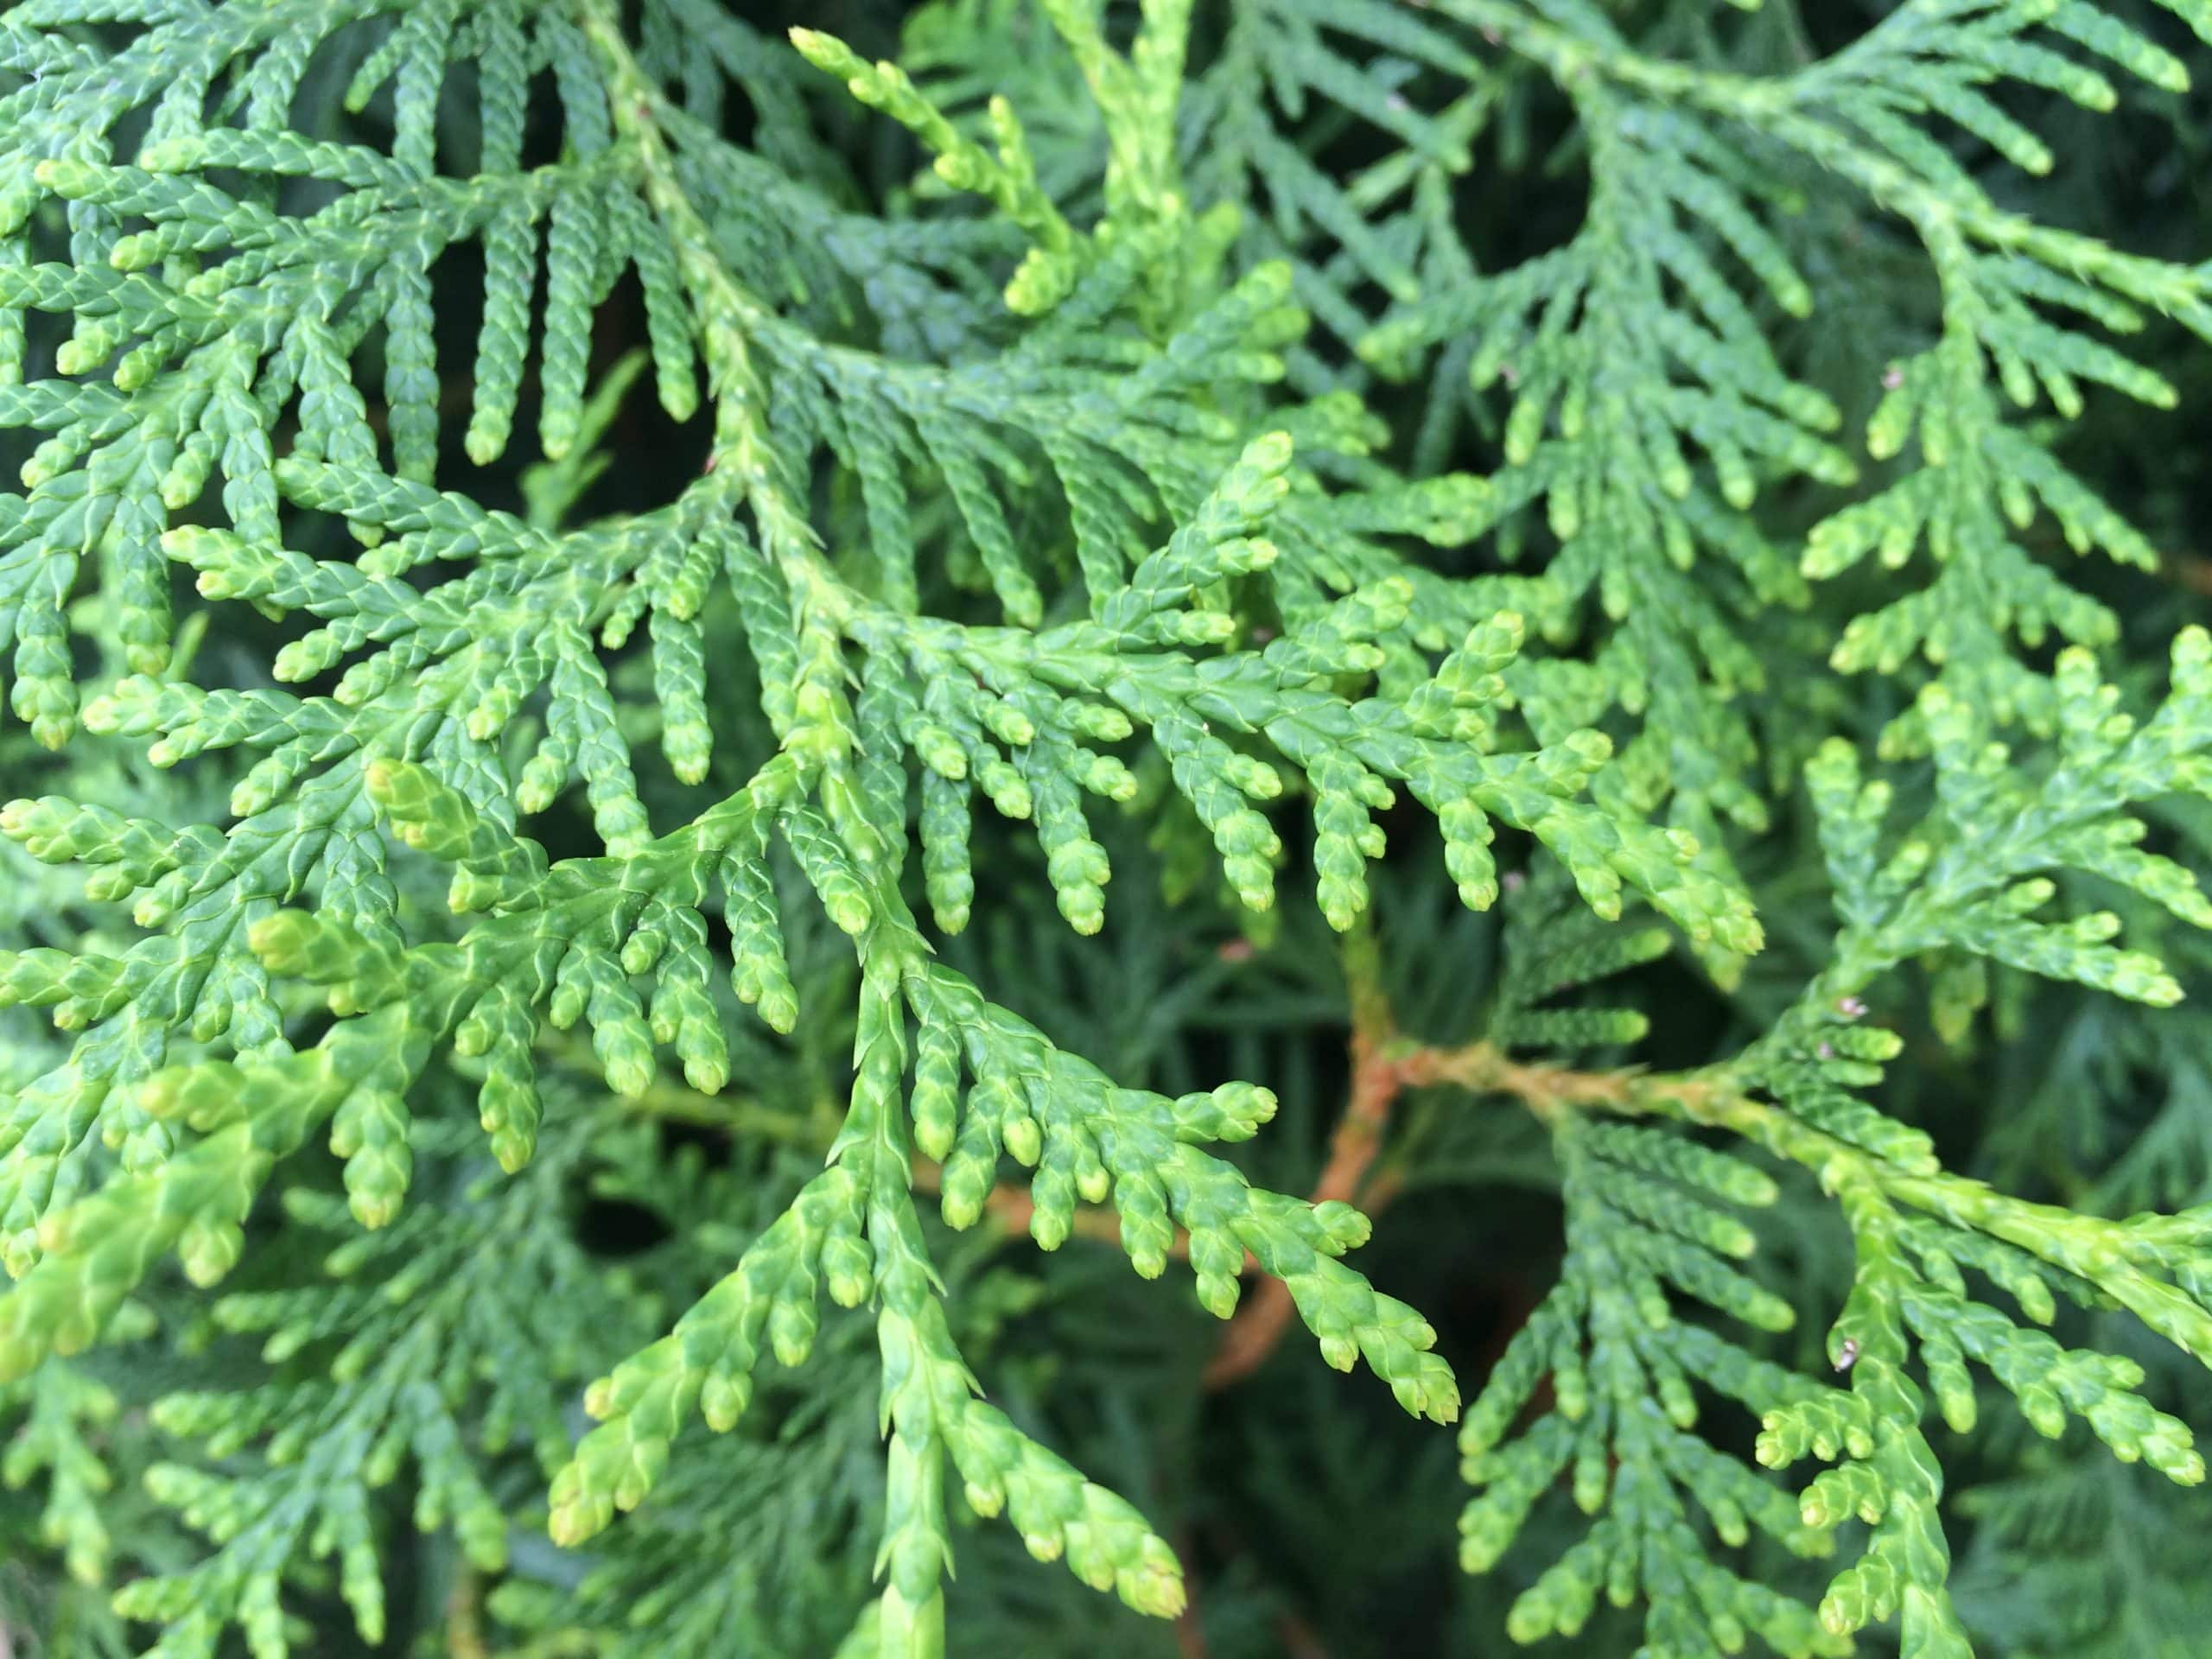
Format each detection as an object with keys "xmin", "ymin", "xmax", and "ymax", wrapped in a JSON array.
[
  {"xmin": 1205, "ymin": 926, "xmax": 1406, "ymax": 1389},
  {"xmin": 1202, "ymin": 925, "xmax": 1730, "ymax": 1389},
  {"xmin": 1173, "ymin": 1536, "xmax": 1210, "ymax": 1659},
  {"xmin": 445, "ymin": 1567, "xmax": 489, "ymax": 1659}
]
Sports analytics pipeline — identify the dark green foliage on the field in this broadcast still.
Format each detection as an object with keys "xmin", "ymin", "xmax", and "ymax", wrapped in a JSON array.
[{"xmin": 3, "ymin": 2, "xmax": 2212, "ymax": 1656}]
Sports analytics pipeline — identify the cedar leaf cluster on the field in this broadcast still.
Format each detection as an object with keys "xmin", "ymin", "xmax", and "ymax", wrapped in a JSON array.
[{"xmin": 3, "ymin": 2, "xmax": 2212, "ymax": 1656}]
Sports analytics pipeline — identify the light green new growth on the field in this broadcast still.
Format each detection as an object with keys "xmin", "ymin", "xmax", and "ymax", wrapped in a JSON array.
[{"xmin": 3, "ymin": 0, "xmax": 2212, "ymax": 1656}]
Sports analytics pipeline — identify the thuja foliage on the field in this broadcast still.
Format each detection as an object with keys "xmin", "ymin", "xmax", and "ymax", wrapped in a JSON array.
[{"xmin": 3, "ymin": 0, "xmax": 2212, "ymax": 1653}]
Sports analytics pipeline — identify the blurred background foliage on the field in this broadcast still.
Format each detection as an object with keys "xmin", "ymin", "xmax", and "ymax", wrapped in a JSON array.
[{"xmin": 3, "ymin": 0, "xmax": 2210, "ymax": 1655}]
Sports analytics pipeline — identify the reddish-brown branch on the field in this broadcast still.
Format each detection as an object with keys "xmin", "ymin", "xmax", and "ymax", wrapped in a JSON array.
[
  {"xmin": 445, "ymin": 1568, "xmax": 489, "ymax": 1659},
  {"xmin": 1201, "ymin": 930, "xmax": 1725, "ymax": 1391},
  {"xmin": 1202, "ymin": 1013, "xmax": 1421, "ymax": 1389},
  {"xmin": 2167, "ymin": 551, "xmax": 2212, "ymax": 597},
  {"xmin": 1173, "ymin": 1559, "xmax": 1210, "ymax": 1659}
]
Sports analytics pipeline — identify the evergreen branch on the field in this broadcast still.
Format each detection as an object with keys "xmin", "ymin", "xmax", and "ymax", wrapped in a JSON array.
[{"xmin": 3, "ymin": 3, "xmax": 2210, "ymax": 1654}]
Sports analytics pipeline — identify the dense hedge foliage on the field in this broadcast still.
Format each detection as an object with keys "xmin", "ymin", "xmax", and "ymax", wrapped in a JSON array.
[{"xmin": 3, "ymin": 2, "xmax": 2212, "ymax": 1655}]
